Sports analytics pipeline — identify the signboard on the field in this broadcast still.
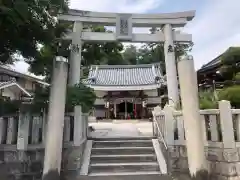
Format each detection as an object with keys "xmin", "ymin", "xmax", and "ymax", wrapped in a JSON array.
[{"xmin": 116, "ymin": 14, "xmax": 133, "ymax": 41}]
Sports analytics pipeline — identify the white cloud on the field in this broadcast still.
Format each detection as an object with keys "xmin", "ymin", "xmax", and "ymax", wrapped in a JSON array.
[
  {"xmin": 12, "ymin": 61, "xmax": 28, "ymax": 73},
  {"xmin": 185, "ymin": 0, "xmax": 240, "ymax": 69},
  {"xmin": 9, "ymin": 61, "xmax": 44, "ymax": 79},
  {"xmin": 70, "ymin": 0, "xmax": 163, "ymax": 13}
]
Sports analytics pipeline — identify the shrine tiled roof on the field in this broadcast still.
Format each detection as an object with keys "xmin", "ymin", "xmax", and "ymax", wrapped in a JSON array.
[{"xmin": 84, "ymin": 64, "xmax": 165, "ymax": 87}]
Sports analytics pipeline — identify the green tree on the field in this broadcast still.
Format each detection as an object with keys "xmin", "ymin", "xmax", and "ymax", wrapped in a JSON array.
[
  {"xmin": 218, "ymin": 85, "xmax": 240, "ymax": 108},
  {"xmin": 0, "ymin": 0, "xmax": 69, "ymax": 63},
  {"xmin": 141, "ymin": 28, "xmax": 193, "ymax": 73},
  {"xmin": 138, "ymin": 44, "xmax": 166, "ymax": 73},
  {"xmin": 28, "ymin": 25, "xmax": 125, "ymax": 80},
  {"xmin": 121, "ymin": 44, "xmax": 166, "ymax": 72},
  {"xmin": 122, "ymin": 45, "xmax": 137, "ymax": 65},
  {"xmin": 28, "ymin": 25, "xmax": 123, "ymax": 113},
  {"xmin": 219, "ymin": 47, "xmax": 240, "ymax": 80},
  {"xmin": 199, "ymin": 90, "xmax": 218, "ymax": 109},
  {"xmin": 33, "ymin": 83, "xmax": 96, "ymax": 113},
  {"xmin": 81, "ymin": 26, "xmax": 125, "ymax": 66},
  {"xmin": 66, "ymin": 83, "xmax": 96, "ymax": 113}
]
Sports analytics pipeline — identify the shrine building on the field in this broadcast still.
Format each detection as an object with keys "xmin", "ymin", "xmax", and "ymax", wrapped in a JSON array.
[{"xmin": 84, "ymin": 63, "xmax": 166, "ymax": 120}]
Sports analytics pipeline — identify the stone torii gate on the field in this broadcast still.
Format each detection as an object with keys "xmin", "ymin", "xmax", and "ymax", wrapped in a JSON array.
[
  {"xmin": 42, "ymin": 9, "xmax": 196, "ymax": 178},
  {"xmin": 58, "ymin": 9, "xmax": 195, "ymax": 106}
]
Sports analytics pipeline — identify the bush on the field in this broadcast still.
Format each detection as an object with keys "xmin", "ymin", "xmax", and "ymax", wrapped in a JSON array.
[
  {"xmin": 218, "ymin": 85, "xmax": 240, "ymax": 108},
  {"xmin": 234, "ymin": 72, "xmax": 240, "ymax": 80},
  {"xmin": 199, "ymin": 91, "xmax": 218, "ymax": 109},
  {"xmin": 32, "ymin": 82, "xmax": 96, "ymax": 113},
  {"xmin": 0, "ymin": 98, "xmax": 21, "ymax": 115},
  {"xmin": 65, "ymin": 83, "xmax": 96, "ymax": 113}
]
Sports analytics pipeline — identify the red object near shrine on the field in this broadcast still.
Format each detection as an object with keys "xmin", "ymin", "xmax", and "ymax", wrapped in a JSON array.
[{"xmin": 134, "ymin": 104, "xmax": 137, "ymax": 118}]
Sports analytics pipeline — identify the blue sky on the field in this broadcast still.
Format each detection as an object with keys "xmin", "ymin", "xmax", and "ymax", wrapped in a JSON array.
[{"xmin": 14, "ymin": 0, "xmax": 240, "ymax": 74}]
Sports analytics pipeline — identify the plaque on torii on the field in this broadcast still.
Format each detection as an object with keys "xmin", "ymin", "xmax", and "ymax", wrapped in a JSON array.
[{"xmin": 116, "ymin": 13, "xmax": 133, "ymax": 41}]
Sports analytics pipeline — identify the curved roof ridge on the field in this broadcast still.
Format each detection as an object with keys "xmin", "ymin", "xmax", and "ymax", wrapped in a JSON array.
[{"xmin": 90, "ymin": 63, "xmax": 161, "ymax": 69}]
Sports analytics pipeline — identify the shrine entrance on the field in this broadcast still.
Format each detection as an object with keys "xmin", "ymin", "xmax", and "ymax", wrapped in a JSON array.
[{"xmin": 117, "ymin": 101, "xmax": 134, "ymax": 119}]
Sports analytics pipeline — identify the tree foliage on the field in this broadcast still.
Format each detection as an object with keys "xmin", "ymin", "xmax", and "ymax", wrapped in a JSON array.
[
  {"xmin": 121, "ymin": 27, "xmax": 194, "ymax": 75},
  {"xmin": 82, "ymin": 26, "xmax": 126, "ymax": 66},
  {"xmin": 0, "ymin": 0, "xmax": 69, "ymax": 63},
  {"xmin": 218, "ymin": 85, "xmax": 240, "ymax": 108},
  {"xmin": 199, "ymin": 85, "xmax": 240, "ymax": 109},
  {"xmin": 28, "ymin": 25, "xmax": 125, "ymax": 80},
  {"xmin": 66, "ymin": 83, "xmax": 96, "ymax": 113},
  {"xmin": 122, "ymin": 44, "xmax": 165, "ymax": 72},
  {"xmin": 219, "ymin": 47, "xmax": 240, "ymax": 80},
  {"xmin": 32, "ymin": 82, "xmax": 96, "ymax": 113},
  {"xmin": 147, "ymin": 27, "xmax": 193, "ymax": 60},
  {"xmin": 199, "ymin": 90, "xmax": 218, "ymax": 109},
  {"xmin": 0, "ymin": 98, "xmax": 21, "ymax": 115},
  {"xmin": 122, "ymin": 45, "xmax": 137, "ymax": 65},
  {"xmin": 138, "ymin": 44, "xmax": 166, "ymax": 73},
  {"xmin": 122, "ymin": 40, "xmax": 192, "ymax": 75}
]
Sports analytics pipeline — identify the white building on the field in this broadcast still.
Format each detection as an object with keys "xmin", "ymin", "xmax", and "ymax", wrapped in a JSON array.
[{"xmin": 0, "ymin": 65, "xmax": 48, "ymax": 100}]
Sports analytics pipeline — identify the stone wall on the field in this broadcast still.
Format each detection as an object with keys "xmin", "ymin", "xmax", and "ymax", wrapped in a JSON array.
[
  {"xmin": 0, "ymin": 143, "xmax": 85, "ymax": 180},
  {"xmin": 168, "ymin": 145, "xmax": 240, "ymax": 180},
  {"xmin": 152, "ymin": 101, "xmax": 240, "ymax": 179},
  {"xmin": 61, "ymin": 144, "xmax": 86, "ymax": 180},
  {"xmin": 0, "ymin": 108, "xmax": 88, "ymax": 180}
]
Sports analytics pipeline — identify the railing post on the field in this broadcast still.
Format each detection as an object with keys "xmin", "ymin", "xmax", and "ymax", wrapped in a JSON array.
[
  {"xmin": 0, "ymin": 117, "xmax": 7, "ymax": 144},
  {"xmin": 164, "ymin": 105, "xmax": 175, "ymax": 146},
  {"xmin": 209, "ymin": 115, "xmax": 219, "ymax": 141},
  {"xmin": 176, "ymin": 115, "xmax": 185, "ymax": 143},
  {"xmin": 17, "ymin": 113, "xmax": 30, "ymax": 150},
  {"xmin": 152, "ymin": 106, "xmax": 162, "ymax": 137},
  {"xmin": 64, "ymin": 116, "xmax": 71, "ymax": 142},
  {"xmin": 31, "ymin": 116, "xmax": 41, "ymax": 144},
  {"xmin": 42, "ymin": 109, "xmax": 47, "ymax": 145},
  {"xmin": 6, "ymin": 117, "xmax": 17, "ymax": 144},
  {"xmin": 200, "ymin": 115, "xmax": 208, "ymax": 146},
  {"xmin": 219, "ymin": 100, "xmax": 235, "ymax": 148},
  {"xmin": 74, "ymin": 106, "xmax": 83, "ymax": 146}
]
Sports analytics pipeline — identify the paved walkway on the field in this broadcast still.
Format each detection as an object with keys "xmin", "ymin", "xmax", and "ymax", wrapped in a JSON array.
[{"xmin": 89, "ymin": 121, "xmax": 153, "ymax": 138}]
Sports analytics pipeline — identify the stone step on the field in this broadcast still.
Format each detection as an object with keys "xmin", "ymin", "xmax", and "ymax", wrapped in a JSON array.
[
  {"xmin": 93, "ymin": 140, "xmax": 153, "ymax": 148},
  {"xmin": 91, "ymin": 154, "xmax": 157, "ymax": 163},
  {"xmin": 89, "ymin": 162, "xmax": 159, "ymax": 174},
  {"xmin": 88, "ymin": 171, "xmax": 161, "ymax": 176},
  {"xmin": 90, "ymin": 136, "xmax": 154, "ymax": 141},
  {"xmin": 78, "ymin": 174, "xmax": 172, "ymax": 180},
  {"xmin": 91, "ymin": 147, "xmax": 155, "ymax": 155}
]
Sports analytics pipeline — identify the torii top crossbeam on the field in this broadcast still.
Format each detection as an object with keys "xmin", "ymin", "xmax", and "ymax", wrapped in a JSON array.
[{"xmin": 58, "ymin": 9, "xmax": 195, "ymax": 28}]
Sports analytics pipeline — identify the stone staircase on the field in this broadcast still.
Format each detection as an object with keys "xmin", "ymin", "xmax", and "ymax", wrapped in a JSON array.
[{"xmin": 81, "ymin": 137, "xmax": 170, "ymax": 179}]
